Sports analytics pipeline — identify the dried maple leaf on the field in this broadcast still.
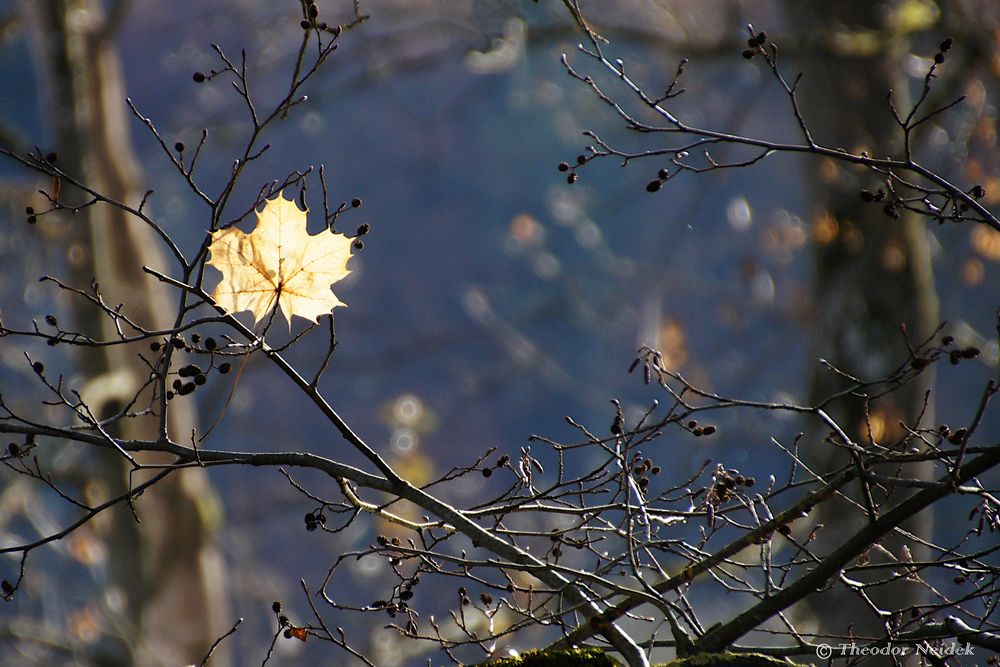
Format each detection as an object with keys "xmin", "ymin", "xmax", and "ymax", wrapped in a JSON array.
[{"xmin": 207, "ymin": 192, "xmax": 353, "ymax": 327}]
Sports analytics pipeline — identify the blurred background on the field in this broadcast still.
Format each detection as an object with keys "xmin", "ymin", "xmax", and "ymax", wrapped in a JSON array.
[{"xmin": 1, "ymin": 1, "xmax": 999, "ymax": 665}]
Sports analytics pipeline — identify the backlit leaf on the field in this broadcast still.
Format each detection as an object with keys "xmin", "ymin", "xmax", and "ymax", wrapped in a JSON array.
[{"xmin": 207, "ymin": 192, "xmax": 353, "ymax": 327}]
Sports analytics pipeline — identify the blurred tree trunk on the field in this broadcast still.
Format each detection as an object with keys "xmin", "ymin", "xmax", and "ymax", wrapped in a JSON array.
[
  {"xmin": 33, "ymin": 1, "xmax": 229, "ymax": 665},
  {"xmin": 787, "ymin": 0, "xmax": 939, "ymax": 643}
]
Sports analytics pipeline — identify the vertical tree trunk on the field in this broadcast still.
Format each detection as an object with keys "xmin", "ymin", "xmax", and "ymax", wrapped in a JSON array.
[
  {"xmin": 33, "ymin": 1, "xmax": 230, "ymax": 664},
  {"xmin": 787, "ymin": 0, "xmax": 939, "ymax": 640}
]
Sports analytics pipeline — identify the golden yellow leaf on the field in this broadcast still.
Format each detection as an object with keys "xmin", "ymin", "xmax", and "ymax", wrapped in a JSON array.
[{"xmin": 207, "ymin": 192, "xmax": 353, "ymax": 326}]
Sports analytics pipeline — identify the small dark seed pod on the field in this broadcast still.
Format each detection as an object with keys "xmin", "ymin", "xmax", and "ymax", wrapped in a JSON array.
[{"xmin": 178, "ymin": 364, "xmax": 201, "ymax": 377}]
